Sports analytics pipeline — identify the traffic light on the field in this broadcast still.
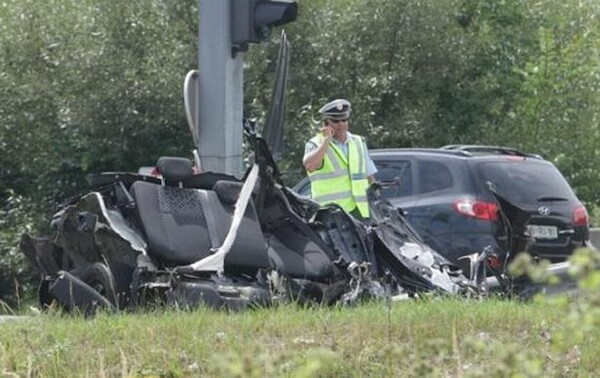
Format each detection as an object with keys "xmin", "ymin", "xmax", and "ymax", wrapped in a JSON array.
[{"xmin": 231, "ymin": 0, "xmax": 297, "ymax": 51}]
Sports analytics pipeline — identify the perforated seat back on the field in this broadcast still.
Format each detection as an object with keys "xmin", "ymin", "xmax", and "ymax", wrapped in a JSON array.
[{"xmin": 130, "ymin": 182, "xmax": 211, "ymax": 265}]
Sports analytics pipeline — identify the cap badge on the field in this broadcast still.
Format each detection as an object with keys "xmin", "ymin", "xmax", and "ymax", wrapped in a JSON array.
[{"xmin": 336, "ymin": 103, "xmax": 343, "ymax": 111}]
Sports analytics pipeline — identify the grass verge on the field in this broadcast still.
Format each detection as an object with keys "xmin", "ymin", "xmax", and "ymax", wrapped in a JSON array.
[{"xmin": 0, "ymin": 296, "xmax": 597, "ymax": 377}]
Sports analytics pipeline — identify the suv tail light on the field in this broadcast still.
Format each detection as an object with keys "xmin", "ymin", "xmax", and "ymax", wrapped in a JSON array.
[
  {"xmin": 453, "ymin": 200, "xmax": 499, "ymax": 221},
  {"xmin": 572, "ymin": 205, "xmax": 589, "ymax": 226},
  {"xmin": 487, "ymin": 255, "xmax": 502, "ymax": 269}
]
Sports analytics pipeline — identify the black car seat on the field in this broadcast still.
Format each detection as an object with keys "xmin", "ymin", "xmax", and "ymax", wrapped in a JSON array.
[{"xmin": 129, "ymin": 157, "xmax": 269, "ymax": 275}]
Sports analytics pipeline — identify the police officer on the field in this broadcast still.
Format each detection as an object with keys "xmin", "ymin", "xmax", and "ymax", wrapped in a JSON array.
[{"xmin": 303, "ymin": 99, "xmax": 377, "ymax": 219}]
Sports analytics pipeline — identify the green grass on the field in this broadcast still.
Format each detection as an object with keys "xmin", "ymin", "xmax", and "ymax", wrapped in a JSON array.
[{"xmin": 1, "ymin": 297, "xmax": 598, "ymax": 377}]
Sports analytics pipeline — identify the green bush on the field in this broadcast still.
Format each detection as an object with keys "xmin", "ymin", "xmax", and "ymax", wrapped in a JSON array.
[{"xmin": 0, "ymin": 192, "xmax": 38, "ymax": 309}]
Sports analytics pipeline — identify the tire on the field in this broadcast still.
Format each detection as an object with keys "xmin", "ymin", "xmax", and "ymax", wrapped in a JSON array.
[{"xmin": 70, "ymin": 263, "xmax": 119, "ymax": 308}]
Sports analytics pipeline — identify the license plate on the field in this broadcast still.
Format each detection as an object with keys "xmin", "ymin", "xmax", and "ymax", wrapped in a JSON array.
[{"xmin": 527, "ymin": 225, "xmax": 558, "ymax": 240}]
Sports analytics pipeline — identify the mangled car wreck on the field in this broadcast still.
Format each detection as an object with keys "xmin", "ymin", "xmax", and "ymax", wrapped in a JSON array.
[
  {"xmin": 21, "ymin": 121, "xmax": 480, "ymax": 315},
  {"xmin": 19, "ymin": 36, "xmax": 557, "ymax": 316}
]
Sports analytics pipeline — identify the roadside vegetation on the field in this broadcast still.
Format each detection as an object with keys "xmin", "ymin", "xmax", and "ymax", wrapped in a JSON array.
[
  {"xmin": 0, "ymin": 295, "xmax": 598, "ymax": 376},
  {"xmin": 0, "ymin": 249, "xmax": 599, "ymax": 376},
  {"xmin": 1, "ymin": 1, "xmax": 600, "ymax": 305}
]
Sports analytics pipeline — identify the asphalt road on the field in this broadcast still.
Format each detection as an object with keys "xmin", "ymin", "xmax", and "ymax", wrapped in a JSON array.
[
  {"xmin": 0, "ymin": 315, "xmax": 31, "ymax": 323},
  {"xmin": 590, "ymin": 228, "xmax": 600, "ymax": 249}
]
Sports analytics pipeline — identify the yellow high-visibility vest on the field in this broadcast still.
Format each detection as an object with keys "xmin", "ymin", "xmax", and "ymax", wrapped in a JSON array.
[{"xmin": 307, "ymin": 134, "xmax": 370, "ymax": 217}]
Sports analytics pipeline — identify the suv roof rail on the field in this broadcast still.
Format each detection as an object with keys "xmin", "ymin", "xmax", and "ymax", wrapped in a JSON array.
[
  {"xmin": 439, "ymin": 145, "xmax": 542, "ymax": 159},
  {"xmin": 372, "ymin": 147, "xmax": 473, "ymax": 156}
]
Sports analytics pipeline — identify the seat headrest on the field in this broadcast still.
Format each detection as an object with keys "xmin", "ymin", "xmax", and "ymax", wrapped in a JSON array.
[
  {"xmin": 213, "ymin": 180, "xmax": 243, "ymax": 204},
  {"xmin": 156, "ymin": 157, "xmax": 193, "ymax": 184}
]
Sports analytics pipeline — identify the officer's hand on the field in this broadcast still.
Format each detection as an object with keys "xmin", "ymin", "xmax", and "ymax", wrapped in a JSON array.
[{"xmin": 321, "ymin": 125, "xmax": 334, "ymax": 140}]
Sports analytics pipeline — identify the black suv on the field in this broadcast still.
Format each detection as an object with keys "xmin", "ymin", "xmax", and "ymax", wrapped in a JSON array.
[{"xmin": 293, "ymin": 145, "xmax": 590, "ymax": 271}]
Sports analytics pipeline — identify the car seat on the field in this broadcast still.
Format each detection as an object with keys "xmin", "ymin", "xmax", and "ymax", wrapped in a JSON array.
[{"xmin": 129, "ymin": 157, "xmax": 270, "ymax": 276}]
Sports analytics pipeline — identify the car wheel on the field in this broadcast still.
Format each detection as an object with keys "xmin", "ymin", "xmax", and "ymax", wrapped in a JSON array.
[{"xmin": 71, "ymin": 263, "xmax": 119, "ymax": 308}]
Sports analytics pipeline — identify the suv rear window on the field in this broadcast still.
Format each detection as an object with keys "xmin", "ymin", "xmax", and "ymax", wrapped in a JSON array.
[
  {"xmin": 476, "ymin": 161, "xmax": 575, "ymax": 206},
  {"xmin": 418, "ymin": 160, "xmax": 453, "ymax": 194}
]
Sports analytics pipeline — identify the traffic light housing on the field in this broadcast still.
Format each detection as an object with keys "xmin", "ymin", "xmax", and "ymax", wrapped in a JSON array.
[{"xmin": 231, "ymin": 0, "xmax": 297, "ymax": 51}]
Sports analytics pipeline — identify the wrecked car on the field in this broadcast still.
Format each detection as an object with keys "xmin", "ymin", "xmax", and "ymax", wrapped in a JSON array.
[{"xmin": 20, "ymin": 116, "xmax": 479, "ymax": 315}]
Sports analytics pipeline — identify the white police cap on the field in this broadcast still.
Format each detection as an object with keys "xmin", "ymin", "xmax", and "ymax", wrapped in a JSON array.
[{"xmin": 318, "ymin": 99, "xmax": 351, "ymax": 120}]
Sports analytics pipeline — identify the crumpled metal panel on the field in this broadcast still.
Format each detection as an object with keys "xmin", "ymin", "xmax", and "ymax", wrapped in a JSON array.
[{"xmin": 57, "ymin": 192, "xmax": 147, "ymax": 258}]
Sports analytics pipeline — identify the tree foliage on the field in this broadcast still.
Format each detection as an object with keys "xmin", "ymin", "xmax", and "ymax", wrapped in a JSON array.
[
  {"xmin": 0, "ymin": 0, "xmax": 198, "ymax": 208},
  {"xmin": 1, "ymin": 0, "xmax": 600, "ymax": 302}
]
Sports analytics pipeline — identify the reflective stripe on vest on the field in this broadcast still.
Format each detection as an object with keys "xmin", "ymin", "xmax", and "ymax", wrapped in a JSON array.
[{"xmin": 307, "ymin": 134, "xmax": 370, "ymax": 217}]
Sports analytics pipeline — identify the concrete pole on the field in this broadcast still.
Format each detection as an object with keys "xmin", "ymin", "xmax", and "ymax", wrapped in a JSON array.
[{"xmin": 198, "ymin": 0, "xmax": 244, "ymax": 177}]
